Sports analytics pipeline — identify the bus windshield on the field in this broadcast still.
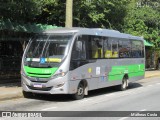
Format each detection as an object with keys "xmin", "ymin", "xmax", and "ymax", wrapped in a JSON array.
[{"xmin": 24, "ymin": 34, "xmax": 73, "ymax": 68}]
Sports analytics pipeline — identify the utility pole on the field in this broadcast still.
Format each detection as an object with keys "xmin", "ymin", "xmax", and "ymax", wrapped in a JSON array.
[{"xmin": 65, "ymin": 0, "xmax": 73, "ymax": 28}]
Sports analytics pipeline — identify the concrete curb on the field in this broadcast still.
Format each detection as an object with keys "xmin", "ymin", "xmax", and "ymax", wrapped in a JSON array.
[
  {"xmin": 0, "ymin": 91, "xmax": 23, "ymax": 101},
  {"xmin": 145, "ymin": 71, "xmax": 160, "ymax": 78},
  {"xmin": 145, "ymin": 75, "xmax": 160, "ymax": 78},
  {"xmin": 0, "ymin": 85, "xmax": 23, "ymax": 101}
]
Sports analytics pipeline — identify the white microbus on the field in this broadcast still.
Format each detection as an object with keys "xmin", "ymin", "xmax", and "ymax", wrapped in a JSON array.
[{"xmin": 21, "ymin": 28, "xmax": 145, "ymax": 99}]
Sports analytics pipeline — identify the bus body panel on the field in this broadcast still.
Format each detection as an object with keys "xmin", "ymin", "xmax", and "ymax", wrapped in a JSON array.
[{"xmin": 69, "ymin": 58, "xmax": 145, "ymax": 91}]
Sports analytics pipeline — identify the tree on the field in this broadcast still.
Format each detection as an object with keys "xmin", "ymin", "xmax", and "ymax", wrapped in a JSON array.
[
  {"xmin": 1, "ymin": 0, "xmax": 159, "ymax": 49},
  {"xmin": 123, "ymin": 0, "xmax": 160, "ymax": 48},
  {"xmin": 34, "ymin": 0, "xmax": 130, "ymax": 29},
  {"xmin": 73, "ymin": 0, "xmax": 130, "ymax": 30},
  {"xmin": 0, "ymin": 0, "xmax": 43, "ymax": 23},
  {"xmin": 35, "ymin": 0, "xmax": 66, "ymax": 26}
]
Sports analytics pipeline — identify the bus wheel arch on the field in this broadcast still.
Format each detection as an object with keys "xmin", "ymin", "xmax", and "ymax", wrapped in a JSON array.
[
  {"xmin": 71, "ymin": 79, "xmax": 88, "ymax": 100},
  {"xmin": 81, "ymin": 79, "xmax": 88, "ymax": 95}
]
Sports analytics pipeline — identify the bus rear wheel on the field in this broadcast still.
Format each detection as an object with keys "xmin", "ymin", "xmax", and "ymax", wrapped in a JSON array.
[
  {"xmin": 119, "ymin": 77, "xmax": 128, "ymax": 91},
  {"xmin": 72, "ymin": 83, "xmax": 85, "ymax": 100}
]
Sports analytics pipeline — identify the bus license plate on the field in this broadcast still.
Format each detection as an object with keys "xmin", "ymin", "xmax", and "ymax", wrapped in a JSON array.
[{"xmin": 33, "ymin": 84, "xmax": 42, "ymax": 88}]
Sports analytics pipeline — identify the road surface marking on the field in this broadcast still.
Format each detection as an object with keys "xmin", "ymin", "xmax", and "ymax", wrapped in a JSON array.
[
  {"xmin": 119, "ymin": 117, "xmax": 129, "ymax": 120},
  {"xmin": 41, "ymin": 107, "xmax": 57, "ymax": 111},
  {"xmin": 123, "ymin": 91, "xmax": 136, "ymax": 95},
  {"xmin": 140, "ymin": 109, "xmax": 146, "ymax": 111},
  {"xmin": 105, "ymin": 93, "xmax": 115, "ymax": 97},
  {"xmin": 157, "ymin": 83, "xmax": 160, "ymax": 85},
  {"xmin": 135, "ymin": 87, "xmax": 144, "ymax": 90},
  {"xmin": 147, "ymin": 85, "xmax": 153, "ymax": 87},
  {"xmin": 79, "ymin": 98, "xmax": 93, "ymax": 103}
]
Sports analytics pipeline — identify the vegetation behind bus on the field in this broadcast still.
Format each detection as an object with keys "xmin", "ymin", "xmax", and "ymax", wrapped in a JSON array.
[{"xmin": 1, "ymin": 0, "xmax": 159, "ymax": 49}]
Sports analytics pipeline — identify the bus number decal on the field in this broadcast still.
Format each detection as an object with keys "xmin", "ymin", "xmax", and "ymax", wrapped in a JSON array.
[
  {"xmin": 96, "ymin": 67, "xmax": 101, "ymax": 75},
  {"xmin": 124, "ymin": 70, "xmax": 128, "ymax": 74}
]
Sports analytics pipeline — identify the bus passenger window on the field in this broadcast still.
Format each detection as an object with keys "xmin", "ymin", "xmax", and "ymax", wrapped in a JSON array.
[
  {"xmin": 131, "ymin": 41, "xmax": 143, "ymax": 58},
  {"xmin": 112, "ymin": 43, "xmax": 118, "ymax": 58},
  {"xmin": 91, "ymin": 37, "xmax": 103, "ymax": 59},
  {"xmin": 91, "ymin": 41, "xmax": 98, "ymax": 58},
  {"xmin": 104, "ymin": 39, "xmax": 111, "ymax": 58},
  {"xmin": 119, "ymin": 39, "xmax": 131, "ymax": 58},
  {"xmin": 104, "ymin": 38, "xmax": 118, "ymax": 58}
]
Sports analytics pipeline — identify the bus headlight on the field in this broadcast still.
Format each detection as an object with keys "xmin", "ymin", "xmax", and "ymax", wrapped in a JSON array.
[{"xmin": 51, "ymin": 72, "xmax": 67, "ymax": 79}]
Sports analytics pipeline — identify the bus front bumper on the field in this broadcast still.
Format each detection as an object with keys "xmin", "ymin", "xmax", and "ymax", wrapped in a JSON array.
[{"xmin": 21, "ymin": 75, "xmax": 70, "ymax": 94}]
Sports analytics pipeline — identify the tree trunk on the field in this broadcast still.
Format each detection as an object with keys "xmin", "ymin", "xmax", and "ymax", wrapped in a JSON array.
[{"xmin": 65, "ymin": 0, "xmax": 73, "ymax": 28}]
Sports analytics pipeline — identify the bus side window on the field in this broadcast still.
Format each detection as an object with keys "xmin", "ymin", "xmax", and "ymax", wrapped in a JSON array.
[
  {"xmin": 70, "ymin": 36, "xmax": 87, "ymax": 70},
  {"xmin": 131, "ymin": 41, "xmax": 143, "ymax": 58},
  {"xmin": 112, "ymin": 41, "xmax": 118, "ymax": 58},
  {"xmin": 119, "ymin": 39, "xmax": 131, "ymax": 58},
  {"xmin": 104, "ymin": 38, "xmax": 111, "ymax": 58},
  {"xmin": 104, "ymin": 38, "xmax": 118, "ymax": 58},
  {"xmin": 71, "ymin": 40, "xmax": 85, "ymax": 60},
  {"xmin": 91, "ymin": 40, "xmax": 99, "ymax": 58},
  {"xmin": 90, "ymin": 37, "xmax": 103, "ymax": 59}
]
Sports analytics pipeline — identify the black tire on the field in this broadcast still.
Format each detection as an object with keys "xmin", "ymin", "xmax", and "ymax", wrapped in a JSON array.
[
  {"xmin": 72, "ymin": 83, "xmax": 85, "ymax": 100},
  {"xmin": 119, "ymin": 77, "xmax": 128, "ymax": 91},
  {"xmin": 22, "ymin": 91, "xmax": 33, "ymax": 98}
]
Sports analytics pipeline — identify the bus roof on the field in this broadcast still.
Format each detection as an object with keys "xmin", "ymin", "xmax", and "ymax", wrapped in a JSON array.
[{"xmin": 42, "ymin": 27, "xmax": 144, "ymax": 41}]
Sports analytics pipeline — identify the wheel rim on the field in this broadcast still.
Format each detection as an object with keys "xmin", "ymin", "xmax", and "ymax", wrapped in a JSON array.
[
  {"xmin": 77, "ymin": 85, "xmax": 84, "ymax": 96},
  {"xmin": 122, "ymin": 79, "xmax": 127, "ymax": 89}
]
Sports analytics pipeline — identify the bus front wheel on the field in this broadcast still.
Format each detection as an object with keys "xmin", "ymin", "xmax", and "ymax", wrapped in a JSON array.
[
  {"xmin": 22, "ymin": 91, "xmax": 33, "ymax": 98},
  {"xmin": 72, "ymin": 83, "xmax": 85, "ymax": 100}
]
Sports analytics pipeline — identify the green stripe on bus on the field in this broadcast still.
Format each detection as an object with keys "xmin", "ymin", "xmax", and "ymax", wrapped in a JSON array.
[
  {"xmin": 108, "ymin": 64, "xmax": 145, "ymax": 81},
  {"xmin": 24, "ymin": 66, "xmax": 58, "ymax": 78}
]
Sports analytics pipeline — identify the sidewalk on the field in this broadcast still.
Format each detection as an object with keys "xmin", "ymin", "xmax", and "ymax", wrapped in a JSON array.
[
  {"xmin": 145, "ymin": 70, "xmax": 160, "ymax": 78},
  {"xmin": 0, "ymin": 82, "xmax": 22, "ymax": 101},
  {"xmin": 0, "ymin": 70, "xmax": 160, "ymax": 101}
]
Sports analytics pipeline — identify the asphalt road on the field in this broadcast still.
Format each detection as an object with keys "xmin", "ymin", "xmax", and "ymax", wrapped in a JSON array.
[{"xmin": 0, "ymin": 77, "xmax": 160, "ymax": 120}]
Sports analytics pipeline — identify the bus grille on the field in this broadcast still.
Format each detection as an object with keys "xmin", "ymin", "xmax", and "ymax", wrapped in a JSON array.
[
  {"xmin": 27, "ymin": 72, "xmax": 51, "ymax": 76},
  {"xmin": 27, "ymin": 72, "xmax": 52, "ymax": 78},
  {"xmin": 27, "ymin": 85, "xmax": 52, "ymax": 91}
]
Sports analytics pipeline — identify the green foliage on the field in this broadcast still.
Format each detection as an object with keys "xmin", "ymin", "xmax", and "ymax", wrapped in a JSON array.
[
  {"xmin": 34, "ymin": 0, "xmax": 130, "ymax": 29},
  {"xmin": 73, "ymin": 0, "xmax": 130, "ymax": 30},
  {"xmin": 0, "ymin": 0, "xmax": 46, "ymax": 22},
  {"xmin": 0, "ymin": 0, "xmax": 159, "ymax": 48},
  {"xmin": 35, "ymin": 0, "xmax": 65, "ymax": 26},
  {"xmin": 0, "ymin": 19, "xmax": 59, "ymax": 33},
  {"xmin": 123, "ymin": 0, "xmax": 160, "ymax": 48}
]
